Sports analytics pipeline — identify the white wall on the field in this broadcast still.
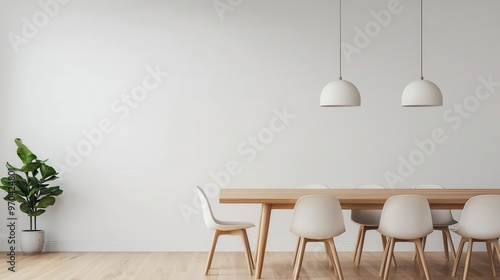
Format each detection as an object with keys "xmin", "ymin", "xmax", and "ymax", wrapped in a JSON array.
[{"xmin": 0, "ymin": 0, "xmax": 499, "ymax": 252}]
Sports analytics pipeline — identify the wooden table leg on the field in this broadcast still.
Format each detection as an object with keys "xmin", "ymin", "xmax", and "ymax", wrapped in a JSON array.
[
  {"xmin": 255, "ymin": 203, "xmax": 272, "ymax": 279},
  {"xmin": 254, "ymin": 206, "xmax": 264, "ymax": 265}
]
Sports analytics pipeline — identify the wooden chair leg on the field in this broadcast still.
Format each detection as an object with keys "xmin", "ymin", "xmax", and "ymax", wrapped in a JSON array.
[
  {"xmin": 491, "ymin": 240, "xmax": 500, "ymax": 263},
  {"xmin": 413, "ymin": 226, "xmax": 456, "ymax": 262},
  {"xmin": 353, "ymin": 225, "xmax": 363, "ymax": 262},
  {"xmin": 441, "ymin": 229, "xmax": 450, "ymax": 261},
  {"xmin": 443, "ymin": 227, "xmax": 457, "ymax": 260},
  {"xmin": 381, "ymin": 235, "xmax": 397, "ymax": 267},
  {"xmin": 324, "ymin": 240, "xmax": 335, "ymax": 268},
  {"xmin": 293, "ymin": 237, "xmax": 307, "ymax": 280},
  {"xmin": 326, "ymin": 238, "xmax": 344, "ymax": 280},
  {"xmin": 415, "ymin": 238, "xmax": 431, "ymax": 280},
  {"xmin": 414, "ymin": 239, "xmax": 425, "ymax": 277},
  {"xmin": 239, "ymin": 229, "xmax": 254, "ymax": 275},
  {"xmin": 379, "ymin": 237, "xmax": 391, "ymax": 277},
  {"xmin": 292, "ymin": 238, "xmax": 300, "ymax": 267},
  {"xmin": 463, "ymin": 238, "xmax": 474, "ymax": 280},
  {"xmin": 205, "ymin": 230, "xmax": 221, "ymax": 275},
  {"xmin": 452, "ymin": 237, "xmax": 467, "ymax": 277},
  {"xmin": 382, "ymin": 238, "xmax": 396, "ymax": 280},
  {"xmin": 413, "ymin": 235, "xmax": 428, "ymax": 261},
  {"xmin": 355, "ymin": 226, "xmax": 368, "ymax": 266},
  {"xmin": 487, "ymin": 240, "xmax": 496, "ymax": 277}
]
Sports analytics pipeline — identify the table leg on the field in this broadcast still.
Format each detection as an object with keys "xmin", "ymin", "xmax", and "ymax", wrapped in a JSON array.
[
  {"xmin": 254, "ymin": 206, "xmax": 264, "ymax": 265},
  {"xmin": 255, "ymin": 203, "xmax": 272, "ymax": 279}
]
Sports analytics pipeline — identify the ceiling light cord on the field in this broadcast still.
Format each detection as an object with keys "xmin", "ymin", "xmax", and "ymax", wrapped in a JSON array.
[
  {"xmin": 420, "ymin": 0, "xmax": 423, "ymax": 80},
  {"xmin": 319, "ymin": 0, "xmax": 361, "ymax": 107},
  {"xmin": 401, "ymin": 0, "xmax": 442, "ymax": 107},
  {"xmin": 339, "ymin": 0, "xmax": 342, "ymax": 80}
]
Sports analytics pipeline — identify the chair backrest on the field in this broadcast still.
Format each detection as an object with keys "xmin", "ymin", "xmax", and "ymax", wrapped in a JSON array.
[
  {"xmin": 195, "ymin": 186, "xmax": 220, "ymax": 230},
  {"xmin": 290, "ymin": 195, "xmax": 345, "ymax": 240},
  {"xmin": 351, "ymin": 184, "xmax": 385, "ymax": 225},
  {"xmin": 297, "ymin": 184, "xmax": 329, "ymax": 189},
  {"xmin": 455, "ymin": 195, "xmax": 500, "ymax": 240},
  {"xmin": 378, "ymin": 195, "xmax": 433, "ymax": 239},
  {"xmin": 413, "ymin": 184, "xmax": 457, "ymax": 225}
]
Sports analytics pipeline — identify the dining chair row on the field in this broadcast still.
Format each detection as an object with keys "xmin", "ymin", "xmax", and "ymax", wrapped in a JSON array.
[
  {"xmin": 290, "ymin": 194, "xmax": 434, "ymax": 280},
  {"xmin": 292, "ymin": 193, "xmax": 500, "ymax": 280},
  {"xmin": 195, "ymin": 186, "xmax": 500, "ymax": 280},
  {"xmin": 302, "ymin": 183, "xmax": 457, "ymax": 267}
]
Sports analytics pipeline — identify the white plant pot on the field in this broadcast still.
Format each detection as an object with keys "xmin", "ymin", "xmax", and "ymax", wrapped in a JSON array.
[{"xmin": 20, "ymin": 230, "xmax": 45, "ymax": 254}]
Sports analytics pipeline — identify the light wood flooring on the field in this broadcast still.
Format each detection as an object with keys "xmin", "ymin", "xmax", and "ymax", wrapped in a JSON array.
[{"xmin": 0, "ymin": 251, "xmax": 496, "ymax": 279}]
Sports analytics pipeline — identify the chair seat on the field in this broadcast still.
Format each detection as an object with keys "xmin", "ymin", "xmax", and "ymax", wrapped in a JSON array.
[
  {"xmin": 434, "ymin": 221, "xmax": 458, "ymax": 227},
  {"xmin": 215, "ymin": 220, "xmax": 255, "ymax": 231}
]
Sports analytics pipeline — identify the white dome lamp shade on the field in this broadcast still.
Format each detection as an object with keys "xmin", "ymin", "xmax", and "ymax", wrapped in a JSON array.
[
  {"xmin": 320, "ymin": 0, "xmax": 360, "ymax": 107},
  {"xmin": 402, "ymin": 78, "xmax": 442, "ymax": 107},
  {"xmin": 320, "ymin": 78, "xmax": 361, "ymax": 107},
  {"xmin": 402, "ymin": 0, "xmax": 442, "ymax": 107}
]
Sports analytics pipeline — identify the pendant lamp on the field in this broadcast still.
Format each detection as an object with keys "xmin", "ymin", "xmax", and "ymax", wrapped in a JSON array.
[
  {"xmin": 320, "ymin": 0, "xmax": 360, "ymax": 107},
  {"xmin": 402, "ymin": 0, "xmax": 442, "ymax": 107}
]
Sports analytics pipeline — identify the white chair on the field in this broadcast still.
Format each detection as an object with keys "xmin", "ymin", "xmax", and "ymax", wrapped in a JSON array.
[
  {"xmin": 413, "ymin": 184, "xmax": 457, "ymax": 261},
  {"xmin": 451, "ymin": 195, "xmax": 500, "ymax": 280},
  {"xmin": 351, "ymin": 184, "xmax": 394, "ymax": 266},
  {"xmin": 194, "ymin": 186, "xmax": 255, "ymax": 275},
  {"xmin": 290, "ymin": 195, "xmax": 346, "ymax": 280},
  {"xmin": 293, "ymin": 184, "xmax": 330, "ymax": 264},
  {"xmin": 378, "ymin": 195, "xmax": 433, "ymax": 280}
]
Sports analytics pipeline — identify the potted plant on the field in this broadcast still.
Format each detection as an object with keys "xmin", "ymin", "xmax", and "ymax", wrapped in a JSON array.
[{"xmin": 0, "ymin": 138, "xmax": 63, "ymax": 254}]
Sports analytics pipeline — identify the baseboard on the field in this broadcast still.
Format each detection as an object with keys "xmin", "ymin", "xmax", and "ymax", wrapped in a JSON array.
[{"xmin": 1, "ymin": 240, "xmax": 485, "ymax": 252}]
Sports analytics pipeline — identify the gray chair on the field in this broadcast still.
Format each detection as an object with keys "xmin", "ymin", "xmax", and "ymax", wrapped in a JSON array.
[{"xmin": 351, "ymin": 184, "xmax": 394, "ymax": 266}]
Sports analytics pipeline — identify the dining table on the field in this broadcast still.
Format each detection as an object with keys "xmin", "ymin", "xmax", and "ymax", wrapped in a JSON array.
[{"xmin": 219, "ymin": 188, "xmax": 500, "ymax": 279}]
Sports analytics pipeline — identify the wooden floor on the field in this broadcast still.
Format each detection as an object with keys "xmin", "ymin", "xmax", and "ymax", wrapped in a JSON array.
[{"xmin": 0, "ymin": 251, "xmax": 496, "ymax": 279}]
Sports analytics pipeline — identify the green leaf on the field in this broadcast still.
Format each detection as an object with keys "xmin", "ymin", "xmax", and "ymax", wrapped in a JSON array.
[
  {"xmin": 40, "ymin": 186, "xmax": 63, "ymax": 196},
  {"xmin": 13, "ymin": 179, "xmax": 29, "ymax": 196},
  {"xmin": 20, "ymin": 161, "xmax": 41, "ymax": 173},
  {"xmin": 19, "ymin": 202, "xmax": 30, "ymax": 214},
  {"xmin": 37, "ymin": 196, "xmax": 56, "ymax": 208},
  {"xmin": 41, "ymin": 175, "xmax": 58, "ymax": 183},
  {"xmin": 1, "ymin": 177, "xmax": 9, "ymax": 185},
  {"xmin": 28, "ymin": 176, "xmax": 41, "ymax": 189},
  {"xmin": 3, "ymin": 193, "xmax": 15, "ymax": 201},
  {"xmin": 40, "ymin": 163, "xmax": 57, "ymax": 180},
  {"xmin": 14, "ymin": 194, "xmax": 27, "ymax": 205},
  {"xmin": 14, "ymin": 138, "xmax": 37, "ymax": 165},
  {"xmin": 27, "ymin": 186, "xmax": 43, "ymax": 199},
  {"xmin": 30, "ymin": 209, "xmax": 46, "ymax": 217},
  {"xmin": 6, "ymin": 162, "xmax": 21, "ymax": 172}
]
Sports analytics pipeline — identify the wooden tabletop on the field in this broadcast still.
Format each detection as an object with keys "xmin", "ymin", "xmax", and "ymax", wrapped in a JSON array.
[{"xmin": 219, "ymin": 188, "xmax": 500, "ymax": 209}]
